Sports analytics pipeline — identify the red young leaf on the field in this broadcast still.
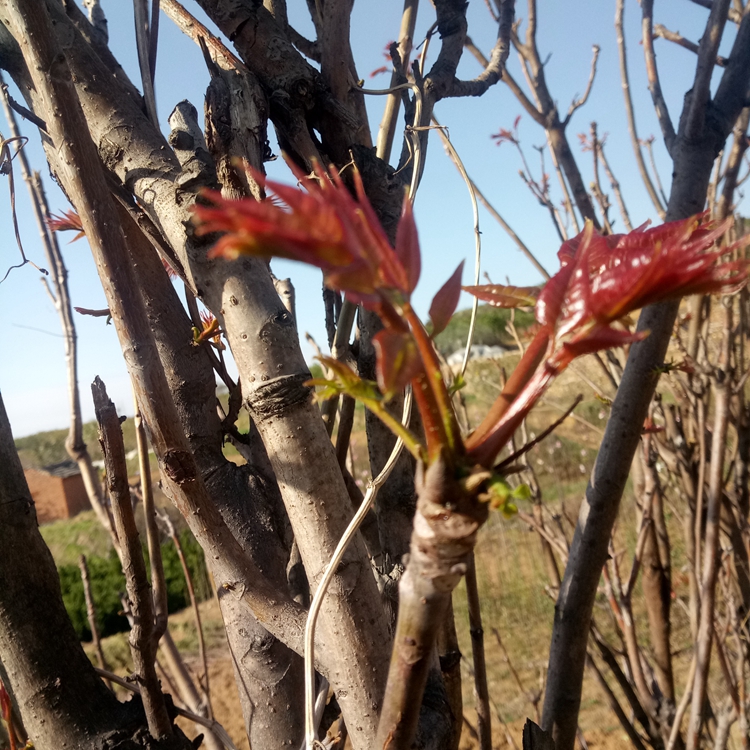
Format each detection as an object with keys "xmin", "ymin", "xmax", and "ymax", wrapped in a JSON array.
[
  {"xmin": 429, "ymin": 261, "xmax": 465, "ymax": 336},
  {"xmin": 537, "ymin": 215, "xmax": 749, "ymax": 343},
  {"xmin": 47, "ymin": 209, "xmax": 85, "ymax": 242},
  {"xmin": 372, "ymin": 329, "xmax": 422, "ymax": 397},
  {"xmin": 192, "ymin": 161, "xmax": 417, "ymax": 308},
  {"xmin": 466, "ymin": 213, "xmax": 750, "ymax": 469},
  {"xmin": 394, "ymin": 196, "xmax": 421, "ymax": 293},
  {"xmin": 463, "ymin": 284, "xmax": 540, "ymax": 308}
]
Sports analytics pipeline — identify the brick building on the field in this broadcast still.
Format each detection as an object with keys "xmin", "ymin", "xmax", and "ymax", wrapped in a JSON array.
[{"xmin": 24, "ymin": 460, "xmax": 91, "ymax": 524}]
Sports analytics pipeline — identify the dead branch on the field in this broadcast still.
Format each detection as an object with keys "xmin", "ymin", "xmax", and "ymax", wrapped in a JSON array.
[{"xmin": 92, "ymin": 377, "xmax": 172, "ymax": 739}]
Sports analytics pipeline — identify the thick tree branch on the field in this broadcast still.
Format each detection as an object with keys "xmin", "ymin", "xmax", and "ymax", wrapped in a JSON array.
[
  {"xmin": 540, "ymin": 3, "xmax": 750, "ymax": 745},
  {"xmin": 447, "ymin": 0, "xmax": 513, "ymax": 98},
  {"xmin": 688, "ymin": 0, "xmax": 743, "ymax": 25},
  {"xmin": 0, "ymin": 0, "xmax": 316, "ymax": 660}
]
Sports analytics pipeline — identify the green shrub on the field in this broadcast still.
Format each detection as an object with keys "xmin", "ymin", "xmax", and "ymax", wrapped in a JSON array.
[
  {"xmin": 432, "ymin": 304, "xmax": 535, "ymax": 356},
  {"xmin": 58, "ymin": 530, "xmax": 210, "ymax": 641}
]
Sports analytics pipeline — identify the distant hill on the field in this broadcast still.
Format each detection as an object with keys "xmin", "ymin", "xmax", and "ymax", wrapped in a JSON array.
[
  {"xmin": 432, "ymin": 304, "xmax": 535, "ymax": 357},
  {"xmin": 15, "ymin": 419, "xmax": 137, "ymax": 469}
]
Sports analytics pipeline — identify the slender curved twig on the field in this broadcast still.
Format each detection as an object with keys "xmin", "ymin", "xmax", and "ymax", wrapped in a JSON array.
[
  {"xmin": 615, "ymin": 0, "xmax": 666, "ymax": 217},
  {"xmin": 360, "ymin": 82, "xmax": 423, "ymax": 200},
  {"xmin": 431, "ymin": 116, "xmax": 482, "ymax": 375},
  {"xmin": 0, "ymin": 134, "xmax": 48, "ymax": 282}
]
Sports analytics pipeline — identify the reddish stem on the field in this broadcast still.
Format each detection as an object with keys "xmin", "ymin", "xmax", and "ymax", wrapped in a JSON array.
[
  {"xmin": 404, "ymin": 303, "xmax": 461, "ymax": 457},
  {"xmin": 465, "ymin": 329, "xmax": 550, "ymax": 453}
]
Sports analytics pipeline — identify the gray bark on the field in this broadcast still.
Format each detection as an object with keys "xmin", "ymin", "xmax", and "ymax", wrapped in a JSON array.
[
  {"xmin": 0, "ymin": 3, "xmax": 391, "ymax": 745},
  {"xmin": 116, "ymin": 203, "xmax": 305, "ymax": 749}
]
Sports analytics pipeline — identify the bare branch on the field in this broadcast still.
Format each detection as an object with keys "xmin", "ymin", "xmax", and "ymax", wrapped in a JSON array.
[
  {"xmin": 642, "ymin": 0, "xmax": 677, "ymax": 154},
  {"xmin": 287, "ymin": 24, "xmax": 320, "ymax": 62},
  {"xmin": 643, "ymin": 136, "xmax": 670, "ymax": 207},
  {"xmin": 160, "ymin": 0, "xmax": 246, "ymax": 72},
  {"xmin": 653, "ymin": 23, "xmax": 728, "ymax": 66},
  {"xmin": 78, "ymin": 555, "xmax": 111, "ymax": 690},
  {"xmin": 714, "ymin": 5, "xmax": 750, "ymax": 125},
  {"xmin": 82, "ymin": 0, "xmax": 108, "ymax": 41},
  {"xmin": 685, "ymin": 0, "xmax": 732, "ymax": 140},
  {"xmin": 133, "ymin": 0, "xmax": 158, "ymax": 126},
  {"xmin": 93, "ymin": 377, "xmax": 173, "ymax": 739},
  {"xmin": 500, "ymin": 66, "xmax": 545, "ymax": 124},
  {"xmin": 157, "ymin": 510, "xmax": 211, "ymax": 714},
  {"xmin": 686, "ymin": 307, "xmax": 733, "ymax": 748},
  {"xmin": 716, "ymin": 106, "xmax": 750, "ymax": 217},
  {"xmin": 563, "ymin": 45, "xmax": 600, "ymax": 127},
  {"xmin": 466, "ymin": 555, "xmax": 491, "ymax": 750},
  {"xmin": 448, "ymin": 0, "xmax": 513, "ymax": 98},
  {"xmin": 375, "ymin": 0, "xmax": 419, "ymax": 163},
  {"xmin": 597, "ymin": 138, "xmax": 633, "ymax": 231},
  {"xmin": 133, "ymin": 393, "xmax": 168, "ymax": 649}
]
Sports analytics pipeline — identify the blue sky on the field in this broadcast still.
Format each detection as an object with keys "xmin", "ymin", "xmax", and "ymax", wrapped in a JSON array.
[{"xmin": 0, "ymin": 0, "xmax": 744, "ymax": 437}]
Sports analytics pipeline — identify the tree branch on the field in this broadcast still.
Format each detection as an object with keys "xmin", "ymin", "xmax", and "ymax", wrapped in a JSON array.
[
  {"xmin": 447, "ymin": 0, "xmax": 513, "ymax": 98},
  {"xmin": 685, "ymin": 0, "xmax": 732, "ymax": 140},
  {"xmin": 93, "ymin": 377, "xmax": 173, "ymax": 739},
  {"xmin": 642, "ymin": 0, "xmax": 676, "ymax": 154},
  {"xmin": 563, "ymin": 45, "xmax": 599, "ymax": 127},
  {"xmin": 653, "ymin": 23, "xmax": 728, "ymax": 66},
  {"xmin": 687, "ymin": 0, "xmax": 743, "ymax": 24}
]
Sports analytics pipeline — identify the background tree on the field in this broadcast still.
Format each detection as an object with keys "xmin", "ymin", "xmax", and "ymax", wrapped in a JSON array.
[{"xmin": 0, "ymin": 2, "xmax": 748, "ymax": 750}]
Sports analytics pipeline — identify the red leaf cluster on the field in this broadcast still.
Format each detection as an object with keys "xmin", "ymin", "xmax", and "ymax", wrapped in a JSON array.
[
  {"xmin": 464, "ymin": 215, "xmax": 749, "ymax": 467},
  {"xmin": 47, "ymin": 208, "xmax": 85, "ymax": 242},
  {"xmin": 193, "ymin": 163, "xmax": 420, "ymax": 307}
]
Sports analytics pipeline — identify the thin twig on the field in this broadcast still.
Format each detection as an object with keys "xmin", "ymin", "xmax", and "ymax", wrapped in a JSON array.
[
  {"xmin": 597, "ymin": 138, "xmax": 633, "ymax": 232},
  {"xmin": 431, "ymin": 116, "xmax": 482, "ymax": 374},
  {"xmin": 642, "ymin": 0, "xmax": 677, "ymax": 154},
  {"xmin": 495, "ymin": 395, "xmax": 583, "ymax": 470},
  {"xmin": 465, "ymin": 555, "xmax": 491, "ymax": 749},
  {"xmin": 133, "ymin": 390, "xmax": 168, "ymax": 650},
  {"xmin": 653, "ymin": 24, "xmax": 729, "ymax": 66},
  {"xmin": 157, "ymin": 510, "xmax": 212, "ymax": 714},
  {"xmin": 563, "ymin": 46, "xmax": 600, "ymax": 127},
  {"xmin": 615, "ymin": 0, "xmax": 665, "ymax": 217},
  {"xmin": 78, "ymin": 554, "xmax": 111, "ymax": 690},
  {"xmin": 133, "ymin": 0, "xmax": 158, "ymax": 126},
  {"xmin": 375, "ymin": 0, "xmax": 419, "ymax": 164}
]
